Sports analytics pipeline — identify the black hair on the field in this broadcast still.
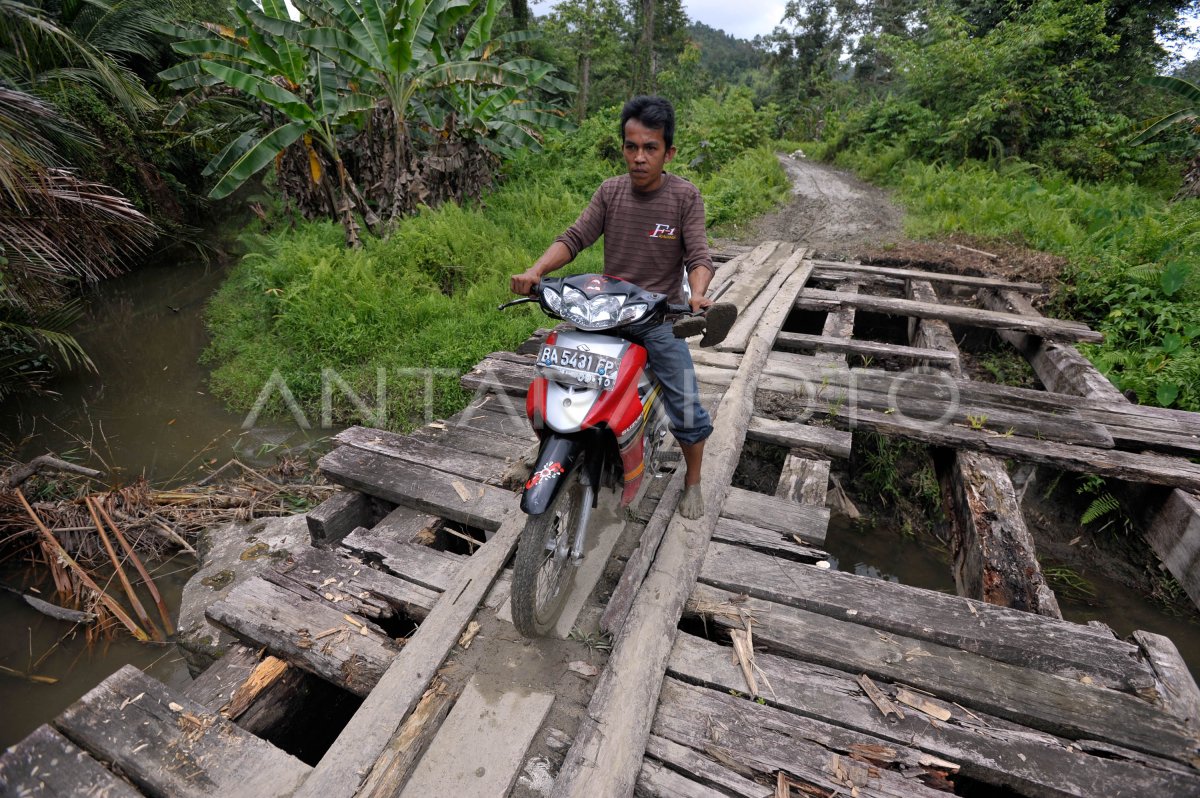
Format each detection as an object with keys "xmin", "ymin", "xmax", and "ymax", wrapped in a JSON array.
[{"xmin": 620, "ymin": 95, "xmax": 675, "ymax": 148}]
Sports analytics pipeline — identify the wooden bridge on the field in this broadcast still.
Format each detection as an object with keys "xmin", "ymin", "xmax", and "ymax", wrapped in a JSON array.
[{"xmin": 5, "ymin": 242, "xmax": 1200, "ymax": 797}]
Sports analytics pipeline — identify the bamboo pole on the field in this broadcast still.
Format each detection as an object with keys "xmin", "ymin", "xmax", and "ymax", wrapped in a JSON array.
[
  {"xmin": 84, "ymin": 497, "xmax": 162, "ymax": 641},
  {"xmin": 15, "ymin": 489, "xmax": 149, "ymax": 642},
  {"xmin": 96, "ymin": 497, "xmax": 175, "ymax": 636}
]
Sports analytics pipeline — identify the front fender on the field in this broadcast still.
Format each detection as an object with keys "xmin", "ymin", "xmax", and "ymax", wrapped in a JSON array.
[{"xmin": 520, "ymin": 435, "xmax": 583, "ymax": 515}]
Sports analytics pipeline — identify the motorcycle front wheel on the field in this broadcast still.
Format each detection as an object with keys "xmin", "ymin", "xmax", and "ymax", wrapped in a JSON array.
[{"xmin": 511, "ymin": 465, "xmax": 583, "ymax": 637}]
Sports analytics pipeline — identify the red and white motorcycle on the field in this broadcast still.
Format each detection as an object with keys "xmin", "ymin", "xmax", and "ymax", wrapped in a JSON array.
[{"xmin": 499, "ymin": 273, "xmax": 691, "ymax": 637}]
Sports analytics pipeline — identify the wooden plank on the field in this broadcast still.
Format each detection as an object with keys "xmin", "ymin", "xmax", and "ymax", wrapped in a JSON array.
[
  {"xmin": 643, "ymin": 736, "xmax": 772, "ymax": 798},
  {"xmin": 652, "ymin": 678, "xmax": 955, "ymax": 798},
  {"xmin": 1135, "ymin": 630, "xmax": 1200, "ymax": 730},
  {"xmin": 306, "ymin": 489, "xmax": 374, "ymax": 546},
  {"xmin": 184, "ymin": 644, "xmax": 308, "ymax": 735},
  {"xmin": 946, "ymin": 450, "xmax": 1062, "ymax": 618},
  {"xmin": 745, "ymin": 415, "xmax": 852, "ymax": 459},
  {"xmin": 696, "ymin": 541, "xmax": 1154, "ymax": 691},
  {"xmin": 551, "ymin": 256, "xmax": 814, "ymax": 798},
  {"xmin": 798, "ymin": 406, "xmax": 1200, "ymax": 492},
  {"xmin": 207, "ymin": 576, "xmax": 401, "ymax": 696},
  {"xmin": 711, "ymin": 516, "xmax": 827, "ymax": 561},
  {"xmin": 907, "ymin": 278, "xmax": 961, "ymax": 372},
  {"xmin": 0, "ymin": 725, "xmax": 142, "ymax": 798},
  {"xmin": 776, "ymin": 454, "xmax": 829, "ymax": 506},
  {"xmin": 636, "ymin": 759, "xmax": 737, "ymax": 798},
  {"xmin": 716, "ymin": 245, "xmax": 803, "ymax": 353},
  {"xmin": 368, "ymin": 505, "xmax": 441, "ymax": 546},
  {"xmin": 398, "ymin": 679, "xmax": 555, "ymax": 797},
  {"xmin": 319, "ymin": 444, "xmax": 513, "ymax": 531},
  {"xmin": 459, "ymin": 355, "xmax": 532, "ymax": 398},
  {"xmin": 278, "ymin": 544, "xmax": 440, "ymax": 620},
  {"xmin": 688, "ymin": 584, "xmax": 1200, "ymax": 763},
  {"xmin": 411, "ymin": 422, "xmax": 531, "ymax": 462},
  {"xmin": 796, "ymin": 287, "xmax": 1104, "ymax": 343},
  {"xmin": 776, "ymin": 331, "xmax": 960, "ymax": 366},
  {"xmin": 356, "ymin": 678, "xmax": 459, "ymax": 798},
  {"xmin": 669, "ymin": 633, "xmax": 1200, "ymax": 798},
  {"xmin": 980, "ymin": 287, "xmax": 1200, "ymax": 611},
  {"xmin": 600, "ymin": 469, "xmax": 687, "ymax": 634},
  {"xmin": 709, "ymin": 241, "xmax": 784, "ymax": 313},
  {"xmin": 810, "ymin": 259, "xmax": 1045, "ymax": 293},
  {"xmin": 334, "ymin": 426, "xmax": 510, "ymax": 485},
  {"xmin": 291, "ymin": 511, "xmax": 523, "ymax": 798},
  {"xmin": 448, "ymin": 394, "xmax": 537, "ymax": 440},
  {"xmin": 340, "ymin": 529, "xmax": 465, "ymax": 593},
  {"xmin": 721, "ymin": 486, "xmax": 828, "ymax": 546},
  {"xmin": 54, "ymin": 665, "xmax": 309, "ymax": 798}
]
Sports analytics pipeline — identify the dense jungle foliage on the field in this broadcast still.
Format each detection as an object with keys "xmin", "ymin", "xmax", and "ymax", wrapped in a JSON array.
[{"xmin": 3, "ymin": 0, "xmax": 1198, "ymax": 420}]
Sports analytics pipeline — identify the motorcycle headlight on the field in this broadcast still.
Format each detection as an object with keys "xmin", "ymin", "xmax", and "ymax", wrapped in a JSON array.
[
  {"xmin": 555, "ymin": 286, "xmax": 647, "ymax": 330},
  {"xmin": 542, "ymin": 287, "xmax": 563, "ymax": 314}
]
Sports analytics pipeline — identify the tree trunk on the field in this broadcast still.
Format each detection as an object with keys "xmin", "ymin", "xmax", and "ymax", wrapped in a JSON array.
[
  {"xmin": 1175, "ymin": 151, "xmax": 1200, "ymax": 201},
  {"xmin": 577, "ymin": 52, "xmax": 591, "ymax": 121},
  {"xmin": 510, "ymin": 0, "xmax": 529, "ymax": 26},
  {"xmin": 637, "ymin": 0, "xmax": 655, "ymax": 94}
]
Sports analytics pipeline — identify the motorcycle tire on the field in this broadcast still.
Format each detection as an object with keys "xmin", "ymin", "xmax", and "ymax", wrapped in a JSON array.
[{"xmin": 511, "ymin": 465, "xmax": 584, "ymax": 637}]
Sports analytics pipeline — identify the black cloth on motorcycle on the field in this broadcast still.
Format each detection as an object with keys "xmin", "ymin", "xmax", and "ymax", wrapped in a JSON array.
[{"xmin": 555, "ymin": 173, "xmax": 714, "ymax": 306}]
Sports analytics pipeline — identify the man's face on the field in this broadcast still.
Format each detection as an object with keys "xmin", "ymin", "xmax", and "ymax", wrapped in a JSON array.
[{"xmin": 622, "ymin": 118, "xmax": 675, "ymax": 193}]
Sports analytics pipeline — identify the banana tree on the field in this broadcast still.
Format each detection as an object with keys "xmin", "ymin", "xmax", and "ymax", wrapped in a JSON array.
[
  {"xmin": 293, "ymin": 0, "xmax": 571, "ymax": 223},
  {"xmin": 1131, "ymin": 75, "xmax": 1200, "ymax": 200},
  {"xmin": 161, "ymin": 0, "xmax": 377, "ymax": 243}
]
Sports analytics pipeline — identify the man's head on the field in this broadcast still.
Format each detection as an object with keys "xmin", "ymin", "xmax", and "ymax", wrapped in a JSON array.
[{"xmin": 620, "ymin": 95, "xmax": 676, "ymax": 193}]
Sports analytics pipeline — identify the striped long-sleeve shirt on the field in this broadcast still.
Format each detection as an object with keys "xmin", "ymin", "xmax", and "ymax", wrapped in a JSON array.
[{"xmin": 556, "ymin": 173, "xmax": 714, "ymax": 305}]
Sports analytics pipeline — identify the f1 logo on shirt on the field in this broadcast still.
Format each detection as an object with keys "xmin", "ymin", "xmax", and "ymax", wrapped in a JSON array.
[{"xmin": 648, "ymin": 223, "xmax": 677, "ymax": 240}]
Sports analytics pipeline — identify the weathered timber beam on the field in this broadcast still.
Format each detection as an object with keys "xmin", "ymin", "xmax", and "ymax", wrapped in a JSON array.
[
  {"xmin": 796, "ymin": 287, "xmax": 1103, "ymax": 343},
  {"xmin": 697, "ymin": 541, "xmax": 1153, "ymax": 691},
  {"xmin": 0, "ymin": 726, "xmax": 141, "ymax": 798},
  {"xmin": 669, "ymin": 633, "xmax": 1200, "ymax": 798},
  {"xmin": 810, "ymin": 258, "xmax": 1045, "ymax": 293},
  {"xmin": 980, "ymin": 286, "xmax": 1200, "ymax": 612},
  {"xmin": 716, "ymin": 245, "xmax": 805, "ymax": 353},
  {"xmin": 746, "ymin": 415, "xmax": 852, "ymax": 459},
  {"xmin": 306, "ymin": 488, "xmax": 374, "ymax": 546},
  {"xmin": 688, "ymin": 584, "xmax": 1200, "ymax": 764},
  {"xmin": 907, "ymin": 278, "xmax": 1060, "ymax": 619},
  {"xmin": 776, "ymin": 330, "xmax": 960, "ymax": 365}
]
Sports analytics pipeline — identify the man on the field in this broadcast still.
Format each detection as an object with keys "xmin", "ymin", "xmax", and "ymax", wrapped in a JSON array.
[{"xmin": 510, "ymin": 95, "xmax": 732, "ymax": 519}]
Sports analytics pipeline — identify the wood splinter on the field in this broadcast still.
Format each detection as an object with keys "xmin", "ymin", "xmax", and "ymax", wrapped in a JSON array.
[{"xmin": 857, "ymin": 673, "xmax": 905, "ymax": 721}]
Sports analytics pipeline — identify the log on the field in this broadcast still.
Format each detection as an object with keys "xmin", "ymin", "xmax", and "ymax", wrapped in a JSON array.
[
  {"xmin": 306, "ymin": 489, "xmax": 374, "ymax": 546},
  {"xmin": 775, "ymin": 331, "xmax": 960, "ymax": 367},
  {"xmin": 550, "ymin": 255, "xmax": 814, "ymax": 798},
  {"xmin": 206, "ymin": 576, "xmax": 401, "ymax": 696},
  {"xmin": 0, "ymin": 582, "xmax": 96, "ymax": 624},
  {"xmin": 319, "ymin": 444, "xmax": 513, "ymax": 531},
  {"xmin": 795, "ymin": 287, "xmax": 1103, "ymax": 343},
  {"xmin": 184, "ymin": 644, "xmax": 309, "ymax": 736},
  {"xmin": 54, "ymin": 665, "xmax": 309, "ymax": 798},
  {"xmin": 652, "ymin": 678, "xmax": 954, "ymax": 798},
  {"xmin": 2, "ymin": 455, "xmax": 103, "ymax": 489},
  {"xmin": 0, "ymin": 725, "xmax": 141, "ymax": 797},
  {"xmin": 290, "ymin": 510, "xmax": 523, "ymax": 798},
  {"xmin": 695, "ymin": 541, "xmax": 1154, "ymax": 691},
  {"xmin": 809, "ymin": 259, "xmax": 1043, "ymax": 293},
  {"xmin": 944, "ymin": 450, "xmax": 1061, "ymax": 618},
  {"xmin": 669, "ymin": 633, "xmax": 1200, "ymax": 798},
  {"xmin": 688, "ymin": 584, "xmax": 1199, "ymax": 764},
  {"xmin": 720, "ymin": 486, "xmax": 828, "ymax": 546}
]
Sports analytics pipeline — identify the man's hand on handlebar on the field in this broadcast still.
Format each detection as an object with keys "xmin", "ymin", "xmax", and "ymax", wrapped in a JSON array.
[
  {"xmin": 510, "ymin": 269, "xmax": 541, "ymax": 296},
  {"xmin": 689, "ymin": 295, "xmax": 713, "ymax": 314}
]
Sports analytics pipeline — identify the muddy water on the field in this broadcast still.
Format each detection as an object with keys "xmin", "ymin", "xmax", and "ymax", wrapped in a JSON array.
[
  {"xmin": 0, "ymin": 250, "xmax": 328, "ymax": 748},
  {"xmin": 823, "ymin": 514, "xmax": 1200, "ymax": 680}
]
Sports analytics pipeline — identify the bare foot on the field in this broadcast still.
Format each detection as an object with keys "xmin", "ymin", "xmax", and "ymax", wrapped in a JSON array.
[{"xmin": 679, "ymin": 483, "xmax": 704, "ymax": 519}]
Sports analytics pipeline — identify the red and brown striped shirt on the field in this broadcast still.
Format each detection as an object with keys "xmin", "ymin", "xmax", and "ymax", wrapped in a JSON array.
[{"xmin": 556, "ymin": 173, "xmax": 714, "ymax": 304}]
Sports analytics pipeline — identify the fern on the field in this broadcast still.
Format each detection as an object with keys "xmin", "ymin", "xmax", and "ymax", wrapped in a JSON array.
[{"xmin": 1081, "ymin": 493, "xmax": 1121, "ymax": 526}]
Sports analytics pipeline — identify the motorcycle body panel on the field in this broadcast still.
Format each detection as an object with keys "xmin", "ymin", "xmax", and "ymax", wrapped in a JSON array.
[{"xmin": 520, "ymin": 434, "xmax": 583, "ymax": 516}]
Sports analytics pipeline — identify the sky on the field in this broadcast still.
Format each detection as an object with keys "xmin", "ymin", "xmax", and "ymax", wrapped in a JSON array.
[{"xmin": 530, "ymin": 1, "xmax": 1200, "ymax": 62}]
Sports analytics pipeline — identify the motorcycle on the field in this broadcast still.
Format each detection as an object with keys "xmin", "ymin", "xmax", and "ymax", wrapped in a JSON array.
[{"xmin": 498, "ymin": 273, "xmax": 695, "ymax": 637}]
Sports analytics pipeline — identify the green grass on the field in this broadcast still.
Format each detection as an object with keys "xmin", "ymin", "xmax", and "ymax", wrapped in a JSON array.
[
  {"xmin": 204, "ymin": 140, "xmax": 789, "ymax": 430},
  {"xmin": 832, "ymin": 152, "xmax": 1200, "ymax": 410}
]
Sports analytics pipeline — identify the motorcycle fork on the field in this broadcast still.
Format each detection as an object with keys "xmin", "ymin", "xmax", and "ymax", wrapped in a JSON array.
[{"xmin": 568, "ymin": 447, "xmax": 605, "ymax": 565}]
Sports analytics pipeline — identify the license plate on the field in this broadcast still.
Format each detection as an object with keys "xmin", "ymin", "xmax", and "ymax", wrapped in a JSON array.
[{"xmin": 536, "ymin": 345, "xmax": 619, "ymax": 391}]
